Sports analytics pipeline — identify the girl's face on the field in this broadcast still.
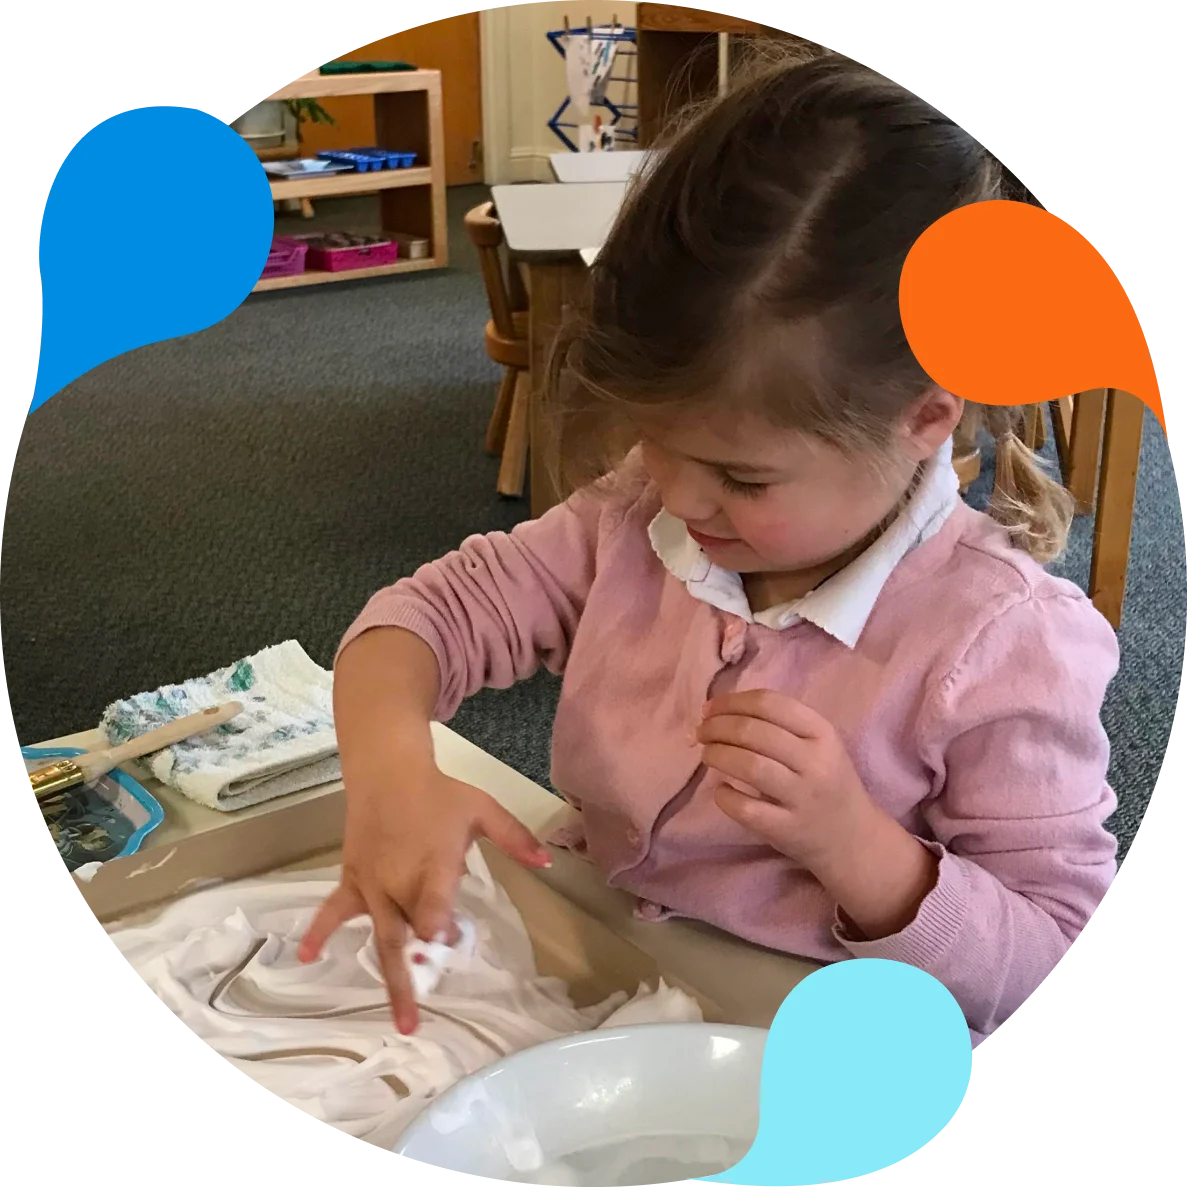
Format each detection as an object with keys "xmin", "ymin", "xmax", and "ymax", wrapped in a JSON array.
[{"xmin": 637, "ymin": 395, "xmax": 958, "ymax": 574}]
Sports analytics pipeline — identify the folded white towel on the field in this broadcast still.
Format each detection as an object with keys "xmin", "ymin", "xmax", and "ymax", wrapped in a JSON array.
[{"xmin": 99, "ymin": 640, "xmax": 340, "ymax": 811}]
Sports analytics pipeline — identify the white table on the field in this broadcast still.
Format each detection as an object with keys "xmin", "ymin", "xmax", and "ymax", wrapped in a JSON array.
[
  {"xmin": 490, "ymin": 181, "xmax": 626, "ymax": 256},
  {"xmin": 549, "ymin": 149, "xmax": 653, "ymax": 184}
]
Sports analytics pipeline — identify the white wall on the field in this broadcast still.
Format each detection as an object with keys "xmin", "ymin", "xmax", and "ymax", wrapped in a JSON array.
[{"xmin": 482, "ymin": 2, "xmax": 637, "ymax": 183}]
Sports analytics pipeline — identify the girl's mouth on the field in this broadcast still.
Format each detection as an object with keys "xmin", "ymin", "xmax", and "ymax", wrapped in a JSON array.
[{"xmin": 687, "ymin": 527, "xmax": 740, "ymax": 549}]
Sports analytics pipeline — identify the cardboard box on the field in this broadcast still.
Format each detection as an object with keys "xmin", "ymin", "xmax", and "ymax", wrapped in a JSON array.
[
  {"xmin": 53, "ymin": 722, "xmax": 818, "ymax": 1026},
  {"xmin": 62, "ymin": 747, "xmax": 346, "ymax": 924}
]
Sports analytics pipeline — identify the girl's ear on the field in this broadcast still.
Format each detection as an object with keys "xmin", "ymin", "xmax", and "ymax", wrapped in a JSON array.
[{"xmin": 899, "ymin": 387, "xmax": 964, "ymax": 460}]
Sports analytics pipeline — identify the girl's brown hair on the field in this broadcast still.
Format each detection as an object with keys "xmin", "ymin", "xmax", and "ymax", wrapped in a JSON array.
[{"xmin": 547, "ymin": 51, "xmax": 1073, "ymax": 562}]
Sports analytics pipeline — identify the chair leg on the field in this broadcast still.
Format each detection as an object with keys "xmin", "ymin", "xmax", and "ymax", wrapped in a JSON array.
[
  {"xmin": 497, "ymin": 370, "xmax": 531, "ymax": 499},
  {"xmin": 486, "ymin": 367, "xmax": 516, "ymax": 456},
  {"xmin": 953, "ymin": 448, "xmax": 982, "ymax": 493},
  {"xmin": 1023, "ymin": 404, "xmax": 1046, "ymax": 450},
  {"xmin": 1088, "ymin": 390, "xmax": 1145, "ymax": 630},
  {"xmin": 952, "ymin": 413, "xmax": 981, "ymax": 494},
  {"xmin": 1067, "ymin": 389, "xmax": 1107, "ymax": 513}
]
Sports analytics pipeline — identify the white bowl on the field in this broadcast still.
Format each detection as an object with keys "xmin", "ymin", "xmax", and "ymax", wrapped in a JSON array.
[{"xmin": 394, "ymin": 1023, "xmax": 766, "ymax": 1186}]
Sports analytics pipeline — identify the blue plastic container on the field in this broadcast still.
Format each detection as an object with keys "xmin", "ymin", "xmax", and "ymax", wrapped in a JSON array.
[
  {"xmin": 316, "ymin": 148, "xmax": 418, "ymax": 171},
  {"xmin": 352, "ymin": 148, "xmax": 417, "ymax": 168},
  {"xmin": 26, "ymin": 746, "xmax": 165, "ymax": 872}
]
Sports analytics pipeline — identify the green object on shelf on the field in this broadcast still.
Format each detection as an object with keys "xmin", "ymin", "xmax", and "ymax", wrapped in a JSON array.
[
  {"xmin": 285, "ymin": 98, "xmax": 335, "ymax": 137},
  {"xmin": 319, "ymin": 60, "xmax": 418, "ymax": 75}
]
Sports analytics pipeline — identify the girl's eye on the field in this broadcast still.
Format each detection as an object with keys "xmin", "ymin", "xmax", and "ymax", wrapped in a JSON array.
[{"xmin": 719, "ymin": 473, "xmax": 769, "ymax": 498}]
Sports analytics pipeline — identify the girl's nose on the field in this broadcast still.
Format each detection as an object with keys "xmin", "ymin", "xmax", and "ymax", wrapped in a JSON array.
[
  {"xmin": 658, "ymin": 471, "xmax": 720, "ymax": 526},
  {"xmin": 641, "ymin": 442, "xmax": 721, "ymax": 524}
]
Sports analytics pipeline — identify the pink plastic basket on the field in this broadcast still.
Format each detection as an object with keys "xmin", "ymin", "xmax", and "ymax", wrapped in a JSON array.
[
  {"xmin": 262, "ymin": 236, "xmax": 308, "ymax": 279},
  {"xmin": 298, "ymin": 233, "xmax": 400, "ymax": 272}
]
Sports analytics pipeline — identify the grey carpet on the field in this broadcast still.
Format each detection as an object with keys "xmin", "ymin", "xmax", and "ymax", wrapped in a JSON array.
[{"xmin": 2, "ymin": 184, "xmax": 1180, "ymax": 861}]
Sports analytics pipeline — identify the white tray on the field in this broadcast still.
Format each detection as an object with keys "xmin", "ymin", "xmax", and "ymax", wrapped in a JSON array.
[{"xmin": 263, "ymin": 159, "xmax": 353, "ymax": 178}]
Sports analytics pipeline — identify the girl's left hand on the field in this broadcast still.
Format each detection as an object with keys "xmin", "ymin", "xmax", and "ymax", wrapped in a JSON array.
[{"xmin": 696, "ymin": 690, "xmax": 877, "ymax": 871}]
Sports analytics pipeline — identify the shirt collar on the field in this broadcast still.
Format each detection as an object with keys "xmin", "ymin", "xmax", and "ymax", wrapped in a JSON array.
[{"xmin": 647, "ymin": 438, "xmax": 959, "ymax": 648}]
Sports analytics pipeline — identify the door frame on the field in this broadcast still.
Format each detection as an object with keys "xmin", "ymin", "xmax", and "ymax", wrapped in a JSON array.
[{"xmin": 480, "ymin": 7, "xmax": 515, "ymax": 184}]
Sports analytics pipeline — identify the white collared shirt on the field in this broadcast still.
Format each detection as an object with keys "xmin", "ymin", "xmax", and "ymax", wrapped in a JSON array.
[{"xmin": 646, "ymin": 438, "xmax": 959, "ymax": 648}]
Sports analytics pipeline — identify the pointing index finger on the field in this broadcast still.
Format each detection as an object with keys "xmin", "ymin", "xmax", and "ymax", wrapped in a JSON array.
[{"xmin": 365, "ymin": 891, "xmax": 419, "ymax": 1035}]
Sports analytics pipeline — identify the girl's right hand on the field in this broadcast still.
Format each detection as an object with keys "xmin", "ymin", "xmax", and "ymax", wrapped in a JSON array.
[{"xmin": 297, "ymin": 756, "xmax": 552, "ymax": 1035}]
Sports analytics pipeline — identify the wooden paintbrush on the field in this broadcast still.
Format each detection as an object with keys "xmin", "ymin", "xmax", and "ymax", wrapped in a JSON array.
[{"xmin": 30, "ymin": 701, "xmax": 244, "ymax": 801}]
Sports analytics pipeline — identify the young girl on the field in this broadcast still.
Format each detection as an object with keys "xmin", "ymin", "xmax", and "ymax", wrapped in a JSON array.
[{"xmin": 299, "ymin": 55, "xmax": 1118, "ymax": 1045}]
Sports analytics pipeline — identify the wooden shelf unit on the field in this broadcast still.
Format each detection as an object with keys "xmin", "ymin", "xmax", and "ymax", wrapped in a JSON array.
[{"xmin": 253, "ymin": 68, "xmax": 448, "ymax": 293}]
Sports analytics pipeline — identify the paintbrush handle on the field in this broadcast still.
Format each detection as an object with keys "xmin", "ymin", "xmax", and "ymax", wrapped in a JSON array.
[{"xmin": 76, "ymin": 701, "xmax": 244, "ymax": 782}]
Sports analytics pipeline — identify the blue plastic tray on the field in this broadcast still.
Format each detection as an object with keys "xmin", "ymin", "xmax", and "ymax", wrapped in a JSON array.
[
  {"xmin": 26, "ymin": 746, "xmax": 165, "ymax": 871},
  {"xmin": 316, "ymin": 148, "xmax": 418, "ymax": 171}
]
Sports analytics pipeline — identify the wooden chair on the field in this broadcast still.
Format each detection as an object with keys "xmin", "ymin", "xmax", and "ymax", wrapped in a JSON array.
[
  {"xmin": 1049, "ymin": 389, "xmax": 1146, "ymax": 630},
  {"xmin": 957, "ymin": 390, "xmax": 1145, "ymax": 630},
  {"xmin": 464, "ymin": 201, "xmax": 531, "ymax": 498},
  {"xmin": 952, "ymin": 419, "xmax": 983, "ymax": 490}
]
